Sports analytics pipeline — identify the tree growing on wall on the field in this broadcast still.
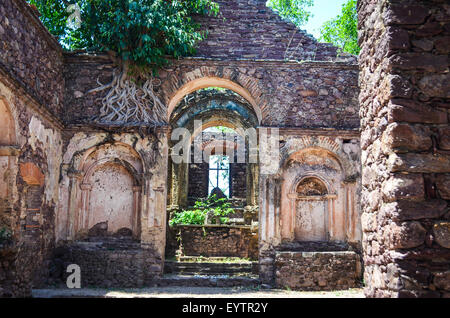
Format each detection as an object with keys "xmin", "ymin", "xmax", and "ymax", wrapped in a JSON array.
[
  {"xmin": 319, "ymin": 0, "xmax": 359, "ymax": 55},
  {"xmin": 28, "ymin": 0, "xmax": 219, "ymax": 126},
  {"xmin": 266, "ymin": 0, "xmax": 314, "ymax": 27}
]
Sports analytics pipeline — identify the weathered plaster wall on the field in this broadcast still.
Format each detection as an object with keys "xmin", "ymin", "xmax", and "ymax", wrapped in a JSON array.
[
  {"xmin": 258, "ymin": 130, "xmax": 362, "ymax": 285},
  {"xmin": 358, "ymin": 0, "xmax": 450, "ymax": 298},
  {"xmin": 58, "ymin": 129, "xmax": 169, "ymax": 278},
  {"xmin": 0, "ymin": 77, "xmax": 63, "ymax": 297}
]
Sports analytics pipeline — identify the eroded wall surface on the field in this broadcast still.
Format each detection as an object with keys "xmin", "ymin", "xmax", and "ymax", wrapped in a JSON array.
[
  {"xmin": 0, "ymin": 0, "xmax": 64, "ymax": 297},
  {"xmin": 258, "ymin": 130, "xmax": 362, "ymax": 284},
  {"xmin": 0, "ymin": 0, "xmax": 64, "ymax": 117},
  {"xmin": 0, "ymin": 77, "xmax": 63, "ymax": 297},
  {"xmin": 358, "ymin": 0, "xmax": 450, "ymax": 298}
]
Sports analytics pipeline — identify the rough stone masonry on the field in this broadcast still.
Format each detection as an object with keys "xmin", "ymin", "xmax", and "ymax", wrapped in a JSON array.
[
  {"xmin": 358, "ymin": 0, "xmax": 450, "ymax": 298},
  {"xmin": 0, "ymin": 0, "xmax": 448, "ymax": 298}
]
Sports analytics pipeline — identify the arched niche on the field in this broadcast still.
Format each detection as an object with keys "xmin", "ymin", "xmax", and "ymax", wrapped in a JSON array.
[
  {"xmin": 72, "ymin": 143, "xmax": 143, "ymax": 239},
  {"xmin": 280, "ymin": 147, "xmax": 346, "ymax": 242},
  {"xmin": 289, "ymin": 176, "xmax": 335, "ymax": 242}
]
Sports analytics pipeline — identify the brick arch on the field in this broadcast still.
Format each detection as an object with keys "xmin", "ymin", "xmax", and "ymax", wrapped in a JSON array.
[{"xmin": 165, "ymin": 70, "xmax": 265, "ymax": 123}]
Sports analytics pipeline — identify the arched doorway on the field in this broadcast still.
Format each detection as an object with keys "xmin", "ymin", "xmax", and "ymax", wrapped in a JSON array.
[{"xmin": 165, "ymin": 85, "xmax": 260, "ymax": 273}]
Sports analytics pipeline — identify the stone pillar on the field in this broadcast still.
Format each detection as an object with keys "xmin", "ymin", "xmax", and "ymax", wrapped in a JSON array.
[
  {"xmin": 344, "ymin": 181, "xmax": 359, "ymax": 243},
  {"xmin": 79, "ymin": 183, "xmax": 92, "ymax": 231},
  {"xmin": 66, "ymin": 171, "xmax": 83, "ymax": 240},
  {"xmin": 246, "ymin": 163, "xmax": 259, "ymax": 206},
  {"xmin": 141, "ymin": 126, "xmax": 170, "ymax": 259},
  {"xmin": 132, "ymin": 185, "xmax": 141, "ymax": 237},
  {"xmin": 358, "ymin": 0, "xmax": 450, "ymax": 297}
]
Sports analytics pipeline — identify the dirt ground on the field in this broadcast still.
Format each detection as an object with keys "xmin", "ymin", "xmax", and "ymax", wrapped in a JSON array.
[{"xmin": 32, "ymin": 287, "xmax": 364, "ymax": 298}]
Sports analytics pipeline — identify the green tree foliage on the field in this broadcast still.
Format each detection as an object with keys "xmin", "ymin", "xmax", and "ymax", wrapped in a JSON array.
[
  {"xmin": 266, "ymin": 0, "xmax": 314, "ymax": 27},
  {"xmin": 28, "ymin": 0, "xmax": 219, "ymax": 70},
  {"xmin": 319, "ymin": 0, "xmax": 359, "ymax": 55},
  {"xmin": 29, "ymin": 0, "xmax": 71, "ymax": 41},
  {"xmin": 28, "ymin": 0, "xmax": 219, "ymax": 126}
]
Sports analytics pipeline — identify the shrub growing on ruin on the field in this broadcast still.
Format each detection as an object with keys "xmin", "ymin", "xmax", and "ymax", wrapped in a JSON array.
[{"xmin": 169, "ymin": 195, "xmax": 233, "ymax": 226}]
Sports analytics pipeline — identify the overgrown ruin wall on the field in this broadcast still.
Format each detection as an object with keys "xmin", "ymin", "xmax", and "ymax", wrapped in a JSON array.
[
  {"xmin": 258, "ymin": 131, "xmax": 362, "ymax": 285},
  {"xmin": 7, "ymin": 0, "xmax": 442, "ymax": 297},
  {"xmin": 0, "ymin": 0, "xmax": 64, "ymax": 118},
  {"xmin": 0, "ymin": 0, "xmax": 64, "ymax": 297},
  {"xmin": 358, "ymin": 0, "xmax": 450, "ymax": 298},
  {"xmin": 64, "ymin": 55, "xmax": 360, "ymax": 129},
  {"xmin": 194, "ymin": 0, "xmax": 341, "ymax": 61}
]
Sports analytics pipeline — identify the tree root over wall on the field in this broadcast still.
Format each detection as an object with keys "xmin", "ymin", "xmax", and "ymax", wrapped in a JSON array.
[{"xmin": 88, "ymin": 66, "xmax": 167, "ymax": 127}]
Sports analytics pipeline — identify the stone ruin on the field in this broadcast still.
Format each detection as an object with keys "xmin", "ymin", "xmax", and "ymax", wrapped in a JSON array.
[{"xmin": 0, "ymin": 0, "xmax": 448, "ymax": 297}]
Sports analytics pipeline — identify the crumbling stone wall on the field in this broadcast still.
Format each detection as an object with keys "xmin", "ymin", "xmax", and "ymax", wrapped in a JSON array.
[
  {"xmin": 1, "ymin": 0, "xmax": 365, "ymax": 295},
  {"xmin": 358, "ymin": 0, "xmax": 450, "ymax": 298},
  {"xmin": 275, "ymin": 251, "xmax": 362, "ymax": 291},
  {"xmin": 50, "ymin": 241, "xmax": 162, "ymax": 288},
  {"xmin": 64, "ymin": 56, "xmax": 359, "ymax": 129},
  {"xmin": 0, "ymin": 1, "xmax": 65, "ymax": 297},
  {"xmin": 194, "ymin": 0, "xmax": 341, "ymax": 61},
  {"xmin": 258, "ymin": 131, "xmax": 362, "ymax": 285},
  {"xmin": 170, "ymin": 225, "xmax": 258, "ymax": 260},
  {"xmin": 0, "ymin": 80, "xmax": 63, "ymax": 297},
  {"xmin": 0, "ymin": 0, "xmax": 64, "ymax": 117}
]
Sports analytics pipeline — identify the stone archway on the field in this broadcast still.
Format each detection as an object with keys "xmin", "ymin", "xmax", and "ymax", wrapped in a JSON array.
[{"xmin": 164, "ymin": 68, "xmax": 266, "ymax": 124}]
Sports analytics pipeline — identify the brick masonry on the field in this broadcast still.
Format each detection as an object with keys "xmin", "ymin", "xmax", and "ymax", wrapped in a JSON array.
[
  {"xmin": 358, "ymin": 0, "xmax": 450, "ymax": 298},
  {"xmin": 194, "ymin": 0, "xmax": 342, "ymax": 61},
  {"xmin": 64, "ymin": 55, "xmax": 360, "ymax": 129}
]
